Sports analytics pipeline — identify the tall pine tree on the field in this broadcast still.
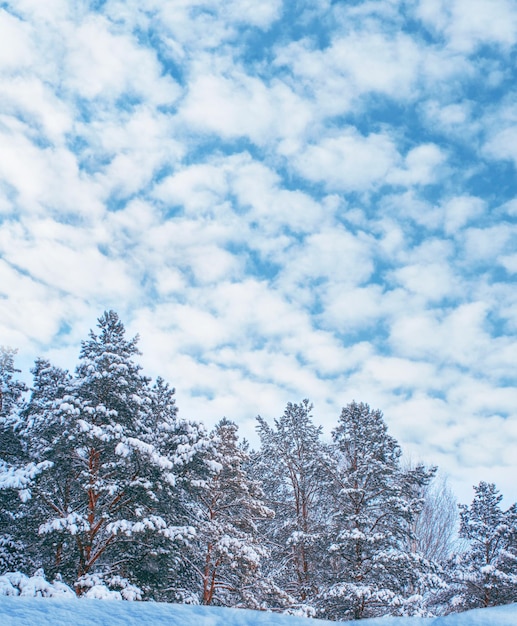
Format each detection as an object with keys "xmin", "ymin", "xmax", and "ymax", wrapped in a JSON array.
[
  {"xmin": 446, "ymin": 482, "xmax": 517, "ymax": 610},
  {"xmin": 320, "ymin": 401, "xmax": 440, "ymax": 619},
  {"xmin": 132, "ymin": 375, "xmax": 211, "ymax": 602},
  {"xmin": 0, "ymin": 347, "xmax": 32, "ymax": 573},
  {"xmin": 192, "ymin": 419, "xmax": 273, "ymax": 608},
  {"xmin": 17, "ymin": 312, "xmax": 206, "ymax": 596},
  {"xmin": 255, "ymin": 400, "xmax": 332, "ymax": 614}
]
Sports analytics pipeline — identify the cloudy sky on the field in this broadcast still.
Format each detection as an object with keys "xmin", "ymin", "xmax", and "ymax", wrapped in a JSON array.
[{"xmin": 1, "ymin": 0, "xmax": 517, "ymax": 504}]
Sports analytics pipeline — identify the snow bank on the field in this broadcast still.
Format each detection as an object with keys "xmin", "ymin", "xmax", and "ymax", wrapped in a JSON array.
[{"xmin": 0, "ymin": 597, "xmax": 516, "ymax": 626}]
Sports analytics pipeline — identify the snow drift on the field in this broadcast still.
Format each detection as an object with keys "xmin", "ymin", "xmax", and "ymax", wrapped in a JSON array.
[{"xmin": 0, "ymin": 597, "xmax": 516, "ymax": 626}]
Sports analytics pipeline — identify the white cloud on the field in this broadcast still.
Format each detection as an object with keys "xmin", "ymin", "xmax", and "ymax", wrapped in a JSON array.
[
  {"xmin": 391, "ymin": 262, "xmax": 459, "ymax": 303},
  {"xmin": 387, "ymin": 143, "xmax": 446, "ymax": 186},
  {"xmin": 416, "ymin": 0, "xmax": 517, "ymax": 52},
  {"xmin": 113, "ymin": 0, "xmax": 282, "ymax": 53},
  {"xmin": 275, "ymin": 227, "xmax": 376, "ymax": 297},
  {"xmin": 207, "ymin": 279, "xmax": 312, "ymax": 340},
  {"xmin": 6, "ymin": 0, "xmax": 72, "ymax": 22},
  {"xmin": 293, "ymin": 129, "xmax": 399, "ymax": 191},
  {"xmin": 229, "ymin": 156, "xmax": 328, "ymax": 233},
  {"xmin": 442, "ymin": 195, "xmax": 485, "ymax": 235},
  {"xmin": 178, "ymin": 71, "xmax": 311, "ymax": 146},
  {"xmin": 91, "ymin": 109, "xmax": 185, "ymax": 200},
  {"xmin": 0, "ymin": 126, "xmax": 104, "ymax": 218},
  {"xmin": 0, "ymin": 257, "xmax": 86, "ymax": 349},
  {"xmin": 449, "ymin": 0, "xmax": 517, "ymax": 51},
  {"xmin": 0, "ymin": 0, "xmax": 516, "ymax": 506},
  {"xmin": 154, "ymin": 160, "xmax": 229, "ymax": 214},
  {"xmin": 64, "ymin": 14, "xmax": 180, "ymax": 104},
  {"xmin": 500, "ymin": 253, "xmax": 517, "ymax": 274},
  {"xmin": 320, "ymin": 31, "xmax": 421, "ymax": 99},
  {"xmin": 379, "ymin": 191, "xmax": 443, "ymax": 230},
  {"xmin": 0, "ymin": 219, "xmax": 137, "ymax": 302},
  {"xmin": 0, "ymin": 9, "xmax": 34, "ymax": 69},
  {"xmin": 422, "ymin": 100, "xmax": 473, "ymax": 130},
  {"xmin": 461, "ymin": 224, "xmax": 516, "ymax": 264},
  {"xmin": 154, "ymin": 152, "xmax": 329, "ymax": 238},
  {"xmin": 319, "ymin": 284, "xmax": 385, "ymax": 331},
  {"xmin": 448, "ymin": 379, "xmax": 517, "ymax": 418},
  {"xmin": 0, "ymin": 77, "xmax": 73, "ymax": 143},
  {"xmin": 274, "ymin": 30, "xmax": 422, "ymax": 115},
  {"xmin": 218, "ymin": 0, "xmax": 282, "ymax": 29},
  {"xmin": 280, "ymin": 329, "xmax": 352, "ymax": 377},
  {"xmin": 364, "ymin": 355, "xmax": 438, "ymax": 392},
  {"xmin": 484, "ymin": 125, "xmax": 517, "ymax": 167},
  {"xmin": 388, "ymin": 302, "xmax": 491, "ymax": 368},
  {"xmin": 500, "ymin": 198, "xmax": 517, "ymax": 216}
]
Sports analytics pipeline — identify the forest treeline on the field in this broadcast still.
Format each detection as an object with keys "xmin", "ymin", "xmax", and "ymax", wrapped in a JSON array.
[{"xmin": 1, "ymin": 311, "xmax": 516, "ymax": 619}]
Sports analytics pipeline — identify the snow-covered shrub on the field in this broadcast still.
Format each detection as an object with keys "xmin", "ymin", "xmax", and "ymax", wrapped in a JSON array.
[
  {"xmin": 75, "ymin": 572, "xmax": 142, "ymax": 601},
  {"xmin": 283, "ymin": 604, "xmax": 317, "ymax": 618},
  {"xmin": 0, "ymin": 570, "xmax": 75, "ymax": 597}
]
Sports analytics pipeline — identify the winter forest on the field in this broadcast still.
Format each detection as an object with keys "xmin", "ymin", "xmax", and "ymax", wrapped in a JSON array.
[{"xmin": 1, "ymin": 311, "xmax": 516, "ymax": 621}]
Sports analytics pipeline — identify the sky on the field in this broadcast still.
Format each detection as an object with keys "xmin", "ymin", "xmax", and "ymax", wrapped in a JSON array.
[{"xmin": 1, "ymin": 0, "xmax": 517, "ymax": 505}]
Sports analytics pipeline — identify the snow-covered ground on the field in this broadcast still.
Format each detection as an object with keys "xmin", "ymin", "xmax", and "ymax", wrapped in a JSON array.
[{"xmin": 0, "ymin": 598, "xmax": 516, "ymax": 626}]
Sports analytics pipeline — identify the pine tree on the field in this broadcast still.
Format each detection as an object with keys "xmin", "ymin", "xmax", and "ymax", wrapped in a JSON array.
[
  {"xmin": 255, "ymin": 400, "xmax": 332, "ymax": 614},
  {"xmin": 129, "ymin": 375, "xmax": 211, "ymax": 602},
  {"xmin": 320, "ymin": 401, "xmax": 440, "ymax": 620},
  {"xmin": 446, "ymin": 482, "xmax": 517, "ymax": 610},
  {"xmin": 0, "ymin": 347, "xmax": 27, "ymax": 425},
  {"xmin": 17, "ymin": 311, "xmax": 203, "ymax": 595},
  {"xmin": 9, "ymin": 358, "xmax": 72, "ymax": 577},
  {"xmin": 193, "ymin": 419, "xmax": 273, "ymax": 608},
  {"xmin": 0, "ymin": 347, "xmax": 31, "ymax": 489},
  {"xmin": 0, "ymin": 347, "xmax": 31, "ymax": 573},
  {"xmin": 0, "ymin": 349, "xmax": 52, "ymax": 574}
]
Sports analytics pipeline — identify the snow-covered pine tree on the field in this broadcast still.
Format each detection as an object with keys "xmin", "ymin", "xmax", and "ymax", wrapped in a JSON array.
[
  {"xmin": 10, "ymin": 358, "xmax": 72, "ymax": 577},
  {"xmin": 0, "ymin": 348, "xmax": 27, "ymax": 490},
  {"xmin": 0, "ymin": 347, "xmax": 27, "ymax": 427},
  {"xmin": 255, "ymin": 400, "xmax": 332, "ymax": 614},
  {"xmin": 127, "ymin": 375, "xmax": 211, "ymax": 602},
  {"xmin": 0, "ymin": 349, "xmax": 53, "ymax": 575},
  {"xmin": 0, "ymin": 346, "xmax": 31, "ymax": 573},
  {"xmin": 319, "ymin": 401, "xmax": 440, "ymax": 620},
  {"xmin": 446, "ymin": 482, "xmax": 517, "ymax": 610},
  {"xmin": 16, "ymin": 311, "xmax": 203, "ymax": 596},
  {"xmin": 192, "ymin": 418, "xmax": 273, "ymax": 609}
]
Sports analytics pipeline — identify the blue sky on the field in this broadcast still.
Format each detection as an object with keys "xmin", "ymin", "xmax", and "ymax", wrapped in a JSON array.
[{"xmin": 1, "ymin": 0, "xmax": 517, "ymax": 504}]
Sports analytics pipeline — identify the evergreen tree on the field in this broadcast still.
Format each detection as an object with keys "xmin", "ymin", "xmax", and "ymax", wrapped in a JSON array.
[
  {"xmin": 255, "ymin": 400, "xmax": 332, "ymax": 614},
  {"xmin": 17, "ymin": 311, "xmax": 205, "ymax": 595},
  {"xmin": 193, "ymin": 418, "xmax": 273, "ymax": 608},
  {"xmin": 320, "ymin": 401, "xmax": 440, "ymax": 620},
  {"xmin": 0, "ymin": 347, "xmax": 27, "ymax": 427},
  {"xmin": 130, "ymin": 375, "xmax": 211, "ymax": 602},
  {"xmin": 0, "ymin": 347, "xmax": 30, "ymax": 573},
  {"xmin": 446, "ymin": 482, "xmax": 517, "ymax": 610},
  {"xmin": 10, "ymin": 358, "xmax": 72, "ymax": 577},
  {"xmin": 0, "ymin": 349, "xmax": 51, "ymax": 574}
]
